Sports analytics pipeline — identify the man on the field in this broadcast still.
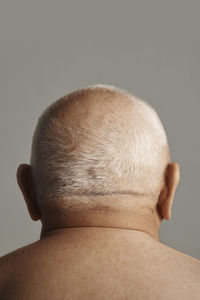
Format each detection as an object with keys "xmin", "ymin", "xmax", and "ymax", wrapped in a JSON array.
[{"xmin": 0, "ymin": 84, "xmax": 199, "ymax": 299}]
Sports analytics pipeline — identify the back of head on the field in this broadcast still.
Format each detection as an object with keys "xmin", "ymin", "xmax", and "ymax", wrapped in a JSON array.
[{"xmin": 30, "ymin": 84, "xmax": 170, "ymax": 215}]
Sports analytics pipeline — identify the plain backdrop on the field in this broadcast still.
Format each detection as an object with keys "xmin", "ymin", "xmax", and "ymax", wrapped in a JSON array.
[{"xmin": 0, "ymin": 0, "xmax": 199, "ymax": 259}]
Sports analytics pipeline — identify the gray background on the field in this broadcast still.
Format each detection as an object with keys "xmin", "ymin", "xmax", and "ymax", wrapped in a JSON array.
[{"xmin": 0, "ymin": 0, "xmax": 199, "ymax": 259}]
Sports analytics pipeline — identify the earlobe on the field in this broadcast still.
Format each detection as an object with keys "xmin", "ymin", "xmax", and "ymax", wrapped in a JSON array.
[
  {"xmin": 157, "ymin": 162, "xmax": 180, "ymax": 221},
  {"xmin": 17, "ymin": 164, "xmax": 29, "ymax": 198},
  {"xmin": 17, "ymin": 164, "xmax": 41, "ymax": 221},
  {"xmin": 157, "ymin": 185, "xmax": 169, "ymax": 220}
]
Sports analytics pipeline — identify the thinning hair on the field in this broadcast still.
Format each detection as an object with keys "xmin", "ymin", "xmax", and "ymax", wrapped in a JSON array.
[{"xmin": 30, "ymin": 84, "xmax": 171, "ymax": 214}]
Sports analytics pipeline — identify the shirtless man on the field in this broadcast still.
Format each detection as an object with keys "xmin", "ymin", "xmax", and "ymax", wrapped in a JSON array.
[{"xmin": 0, "ymin": 84, "xmax": 199, "ymax": 300}]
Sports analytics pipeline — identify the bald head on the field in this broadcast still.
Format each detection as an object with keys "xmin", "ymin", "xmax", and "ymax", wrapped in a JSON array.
[{"xmin": 30, "ymin": 84, "xmax": 170, "ymax": 215}]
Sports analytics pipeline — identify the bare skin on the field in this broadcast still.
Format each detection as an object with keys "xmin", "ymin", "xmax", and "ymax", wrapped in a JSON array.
[
  {"xmin": 0, "ymin": 163, "xmax": 200, "ymax": 300},
  {"xmin": 1, "ymin": 87, "xmax": 200, "ymax": 298}
]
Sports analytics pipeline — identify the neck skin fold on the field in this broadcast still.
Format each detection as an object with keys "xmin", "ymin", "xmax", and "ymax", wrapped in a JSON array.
[{"xmin": 40, "ymin": 206, "xmax": 161, "ymax": 241}]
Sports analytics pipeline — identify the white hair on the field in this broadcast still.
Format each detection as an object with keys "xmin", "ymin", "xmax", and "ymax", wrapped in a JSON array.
[{"xmin": 30, "ymin": 84, "xmax": 170, "ymax": 213}]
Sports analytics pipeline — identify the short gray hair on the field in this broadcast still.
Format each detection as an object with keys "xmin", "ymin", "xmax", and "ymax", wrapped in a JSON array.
[{"xmin": 30, "ymin": 84, "xmax": 170, "ymax": 213}]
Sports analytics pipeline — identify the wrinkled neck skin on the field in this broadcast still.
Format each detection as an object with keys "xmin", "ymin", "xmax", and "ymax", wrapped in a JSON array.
[{"xmin": 40, "ymin": 201, "xmax": 162, "ymax": 241}]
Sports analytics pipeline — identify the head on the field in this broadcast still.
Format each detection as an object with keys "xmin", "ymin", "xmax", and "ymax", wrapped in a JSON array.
[{"xmin": 17, "ymin": 84, "xmax": 180, "ymax": 238}]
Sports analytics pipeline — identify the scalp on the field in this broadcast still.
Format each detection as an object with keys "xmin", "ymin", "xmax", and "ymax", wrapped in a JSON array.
[{"xmin": 30, "ymin": 84, "xmax": 170, "ymax": 213}]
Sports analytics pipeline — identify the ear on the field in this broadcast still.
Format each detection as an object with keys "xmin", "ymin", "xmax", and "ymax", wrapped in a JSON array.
[
  {"xmin": 17, "ymin": 164, "xmax": 41, "ymax": 221},
  {"xmin": 157, "ymin": 162, "xmax": 180, "ymax": 220}
]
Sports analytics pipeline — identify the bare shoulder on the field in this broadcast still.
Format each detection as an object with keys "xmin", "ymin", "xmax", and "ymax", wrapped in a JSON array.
[
  {"xmin": 0, "ymin": 242, "xmax": 39, "ymax": 297},
  {"xmin": 124, "ymin": 236, "xmax": 200, "ymax": 299},
  {"xmin": 160, "ymin": 240, "xmax": 200, "ymax": 265},
  {"xmin": 156, "ymin": 240, "xmax": 200, "ymax": 282},
  {"xmin": 0, "ymin": 243, "xmax": 34, "ymax": 267},
  {"xmin": 0, "ymin": 233, "xmax": 200, "ymax": 300},
  {"xmin": 0, "ymin": 240, "xmax": 40, "ymax": 271}
]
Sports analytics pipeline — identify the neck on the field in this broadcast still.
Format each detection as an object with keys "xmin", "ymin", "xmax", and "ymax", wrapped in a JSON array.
[{"xmin": 40, "ymin": 206, "xmax": 161, "ymax": 241}]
